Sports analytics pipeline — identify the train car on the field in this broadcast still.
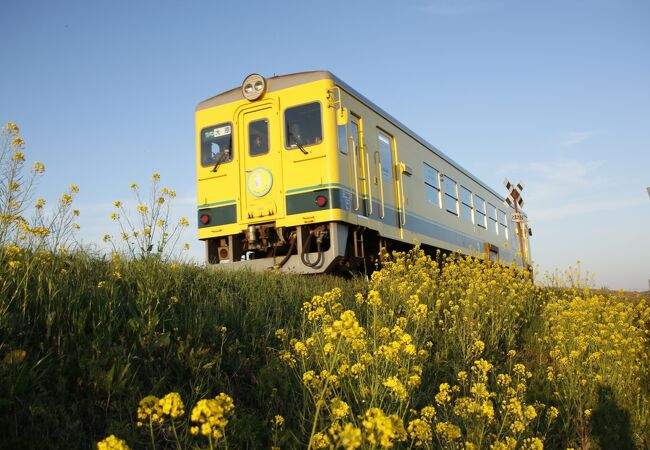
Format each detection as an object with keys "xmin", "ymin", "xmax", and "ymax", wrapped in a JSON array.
[{"xmin": 195, "ymin": 71, "xmax": 531, "ymax": 273}]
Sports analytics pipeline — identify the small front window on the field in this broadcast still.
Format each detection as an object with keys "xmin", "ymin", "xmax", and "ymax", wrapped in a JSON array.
[
  {"xmin": 285, "ymin": 102, "xmax": 323, "ymax": 149},
  {"xmin": 200, "ymin": 123, "xmax": 233, "ymax": 168},
  {"xmin": 249, "ymin": 119, "xmax": 269, "ymax": 156}
]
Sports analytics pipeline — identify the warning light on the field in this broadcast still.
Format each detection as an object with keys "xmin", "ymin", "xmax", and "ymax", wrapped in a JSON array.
[{"xmin": 315, "ymin": 195, "xmax": 327, "ymax": 207}]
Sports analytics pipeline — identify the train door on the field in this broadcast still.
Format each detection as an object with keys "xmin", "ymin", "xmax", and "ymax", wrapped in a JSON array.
[
  {"xmin": 238, "ymin": 105, "xmax": 285, "ymax": 222},
  {"xmin": 349, "ymin": 114, "xmax": 368, "ymax": 217},
  {"xmin": 376, "ymin": 130, "xmax": 401, "ymax": 234}
]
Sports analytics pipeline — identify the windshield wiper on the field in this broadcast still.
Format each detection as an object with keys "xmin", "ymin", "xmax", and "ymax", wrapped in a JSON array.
[
  {"xmin": 211, "ymin": 150, "xmax": 230, "ymax": 173},
  {"xmin": 288, "ymin": 132, "xmax": 309, "ymax": 154}
]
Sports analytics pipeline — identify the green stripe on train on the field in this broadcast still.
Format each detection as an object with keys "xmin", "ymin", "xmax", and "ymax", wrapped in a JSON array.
[
  {"xmin": 197, "ymin": 204, "xmax": 237, "ymax": 227},
  {"xmin": 285, "ymin": 188, "xmax": 343, "ymax": 215}
]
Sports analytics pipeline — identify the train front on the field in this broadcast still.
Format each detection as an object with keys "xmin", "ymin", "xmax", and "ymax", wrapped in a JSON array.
[{"xmin": 195, "ymin": 72, "xmax": 348, "ymax": 273}]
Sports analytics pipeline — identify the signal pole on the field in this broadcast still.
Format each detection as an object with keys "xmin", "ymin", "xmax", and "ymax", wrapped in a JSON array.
[{"xmin": 504, "ymin": 179, "xmax": 528, "ymax": 268}]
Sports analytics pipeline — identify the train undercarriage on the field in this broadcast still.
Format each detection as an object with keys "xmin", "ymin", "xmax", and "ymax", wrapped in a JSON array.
[{"xmin": 204, "ymin": 221, "xmax": 416, "ymax": 275}]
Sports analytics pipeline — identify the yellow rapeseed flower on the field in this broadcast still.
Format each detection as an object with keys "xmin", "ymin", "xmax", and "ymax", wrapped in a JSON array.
[
  {"xmin": 310, "ymin": 432, "xmax": 330, "ymax": 449},
  {"xmin": 383, "ymin": 376, "xmax": 409, "ymax": 402},
  {"xmin": 96, "ymin": 434, "xmax": 130, "ymax": 450},
  {"xmin": 3, "ymin": 349, "xmax": 27, "ymax": 365},
  {"xmin": 136, "ymin": 395, "xmax": 160, "ymax": 426},
  {"xmin": 337, "ymin": 423, "xmax": 362, "ymax": 449},
  {"xmin": 273, "ymin": 415, "xmax": 284, "ymax": 427},
  {"xmin": 60, "ymin": 193, "xmax": 72, "ymax": 205},
  {"xmin": 407, "ymin": 418, "xmax": 432, "ymax": 447},
  {"xmin": 434, "ymin": 421, "xmax": 462, "ymax": 441},
  {"xmin": 32, "ymin": 161, "xmax": 45, "ymax": 173},
  {"xmin": 158, "ymin": 392, "xmax": 185, "ymax": 419},
  {"xmin": 330, "ymin": 398, "xmax": 350, "ymax": 419},
  {"xmin": 435, "ymin": 383, "xmax": 452, "ymax": 406},
  {"xmin": 11, "ymin": 150, "xmax": 25, "ymax": 162},
  {"xmin": 190, "ymin": 393, "xmax": 235, "ymax": 440},
  {"xmin": 362, "ymin": 408, "xmax": 406, "ymax": 447}
]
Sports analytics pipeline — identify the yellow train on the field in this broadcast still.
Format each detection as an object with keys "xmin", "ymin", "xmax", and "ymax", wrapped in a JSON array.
[{"xmin": 195, "ymin": 71, "xmax": 531, "ymax": 273}]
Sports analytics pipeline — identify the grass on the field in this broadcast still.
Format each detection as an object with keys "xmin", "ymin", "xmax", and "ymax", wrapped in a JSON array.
[
  {"xmin": 0, "ymin": 248, "xmax": 364, "ymax": 448},
  {"xmin": 2, "ymin": 247, "xmax": 649, "ymax": 449},
  {"xmin": 3, "ymin": 121, "xmax": 649, "ymax": 449}
]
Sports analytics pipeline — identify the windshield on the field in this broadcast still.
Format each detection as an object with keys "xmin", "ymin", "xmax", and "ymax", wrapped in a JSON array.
[
  {"xmin": 200, "ymin": 123, "xmax": 233, "ymax": 167},
  {"xmin": 285, "ymin": 102, "xmax": 322, "ymax": 149}
]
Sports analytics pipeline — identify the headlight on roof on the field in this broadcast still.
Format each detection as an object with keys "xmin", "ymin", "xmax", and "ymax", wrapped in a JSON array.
[{"xmin": 242, "ymin": 73, "xmax": 266, "ymax": 101}]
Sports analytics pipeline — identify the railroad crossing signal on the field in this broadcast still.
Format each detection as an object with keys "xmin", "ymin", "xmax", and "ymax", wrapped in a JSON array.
[
  {"xmin": 504, "ymin": 179, "xmax": 525, "ymax": 209},
  {"xmin": 503, "ymin": 178, "xmax": 530, "ymax": 269}
]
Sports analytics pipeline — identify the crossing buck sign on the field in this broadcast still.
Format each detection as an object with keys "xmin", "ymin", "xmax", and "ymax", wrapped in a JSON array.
[{"xmin": 504, "ymin": 179, "xmax": 525, "ymax": 209}]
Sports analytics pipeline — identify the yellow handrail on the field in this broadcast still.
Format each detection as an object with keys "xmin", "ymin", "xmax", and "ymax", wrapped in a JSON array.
[
  {"xmin": 398, "ymin": 163, "xmax": 406, "ymax": 226},
  {"xmin": 350, "ymin": 137, "xmax": 360, "ymax": 211},
  {"xmin": 365, "ymin": 148, "xmax": 373, "ymax": 216},
  {"xmin": 376, "ymin": 151, "xmax": 385, "ymax": 219}
]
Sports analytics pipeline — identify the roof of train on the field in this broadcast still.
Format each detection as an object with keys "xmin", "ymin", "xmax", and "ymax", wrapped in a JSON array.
[{"xmin": 196, "ymin": 71, "xmax": 513, "ymax": 206}]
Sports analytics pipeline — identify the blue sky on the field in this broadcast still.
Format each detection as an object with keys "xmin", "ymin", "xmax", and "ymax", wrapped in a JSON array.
[{"xmin": 1, "ymin": 0, "xmax": 649, "ymax": 290}]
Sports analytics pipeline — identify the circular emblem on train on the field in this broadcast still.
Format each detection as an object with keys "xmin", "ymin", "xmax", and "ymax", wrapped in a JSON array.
[{"xmin": 246, "ymin": 167, "xmax": 273, "ymax": 197}]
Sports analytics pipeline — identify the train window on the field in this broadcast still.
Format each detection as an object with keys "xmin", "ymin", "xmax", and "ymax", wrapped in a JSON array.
[
  {"xmin": 248, "ymin": 119, "xmax": 269, "ymax": 156},
  {"xmin": 475, "ymin": 195, "xmax": 487, "ymax": 229},
  {"xmin": 488, "ymin": 203, "xmax": 498, "ymax": 234},
  {"xmin": 338, "ymin": 123, "xmax": 347, "ymax": 154},
  {"xmin": 460, "ymin": 186, "xmax": 473, "ymax": 223},
  {"xmin": 423, "ymin": 163, "xmax": 440, "ymax": 207},
  {"xmin": 285, "ymin": 102, "xmax": 323, "ymax": 149},
  {"xmin": 498, "ymin": 209, "xmax": 508, "ymax": 239},
  {"xmin": 443, "ymin": 175, "xmax": 458, "ymax": 215},
  {"xmin": 377, "ymin": 131, "xmax": 393, "ymax": 180},
  {"xmin": 200, "ymin": 123, "xmax": 233, "ymax": 168}
]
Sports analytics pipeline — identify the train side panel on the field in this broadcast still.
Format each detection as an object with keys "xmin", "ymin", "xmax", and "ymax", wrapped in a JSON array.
[{"xmin": 335, "ymin": 83, "xmax": 527, "ymax": 265}]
